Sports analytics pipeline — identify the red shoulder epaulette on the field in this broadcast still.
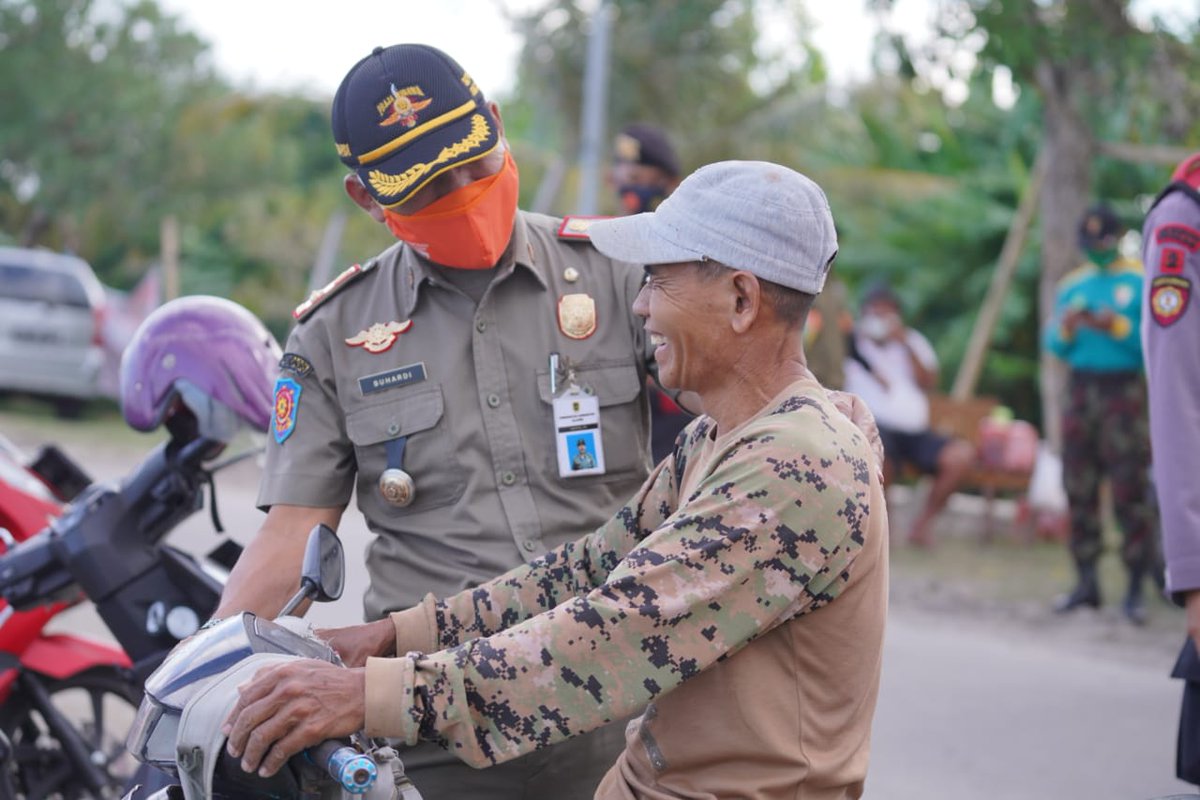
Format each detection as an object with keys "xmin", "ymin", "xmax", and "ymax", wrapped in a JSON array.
[
  {"xmin": 557, "ymin": 215, "xmax": 612, "ymax": 241},
  {"xmin": 293, "ymin": 261, "xmax": 377, "ymax": 321}
]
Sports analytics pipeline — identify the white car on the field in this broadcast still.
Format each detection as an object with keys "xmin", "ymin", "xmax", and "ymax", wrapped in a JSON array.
[{"xmin": 0, "ymin": 247, "xmax": 108, "ymax": 417}]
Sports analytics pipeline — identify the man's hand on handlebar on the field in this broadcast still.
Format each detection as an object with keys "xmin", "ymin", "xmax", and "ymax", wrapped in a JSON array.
[
  {"xmin": 222, "ymin": 660, "xmax": 366, "ymax": 778},
  {"xmin": 318, "ymin": 619, "xmax": 396, "ymax": 668}
]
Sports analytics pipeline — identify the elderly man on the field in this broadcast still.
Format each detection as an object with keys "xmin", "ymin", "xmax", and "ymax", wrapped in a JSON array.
[
  {"xmin": 224, "ymin": 161, "xmax": 889, "ymax": 800},
  {"xmin": 608, "ymin": 122, "xmax": 694, "ymax": 463}
]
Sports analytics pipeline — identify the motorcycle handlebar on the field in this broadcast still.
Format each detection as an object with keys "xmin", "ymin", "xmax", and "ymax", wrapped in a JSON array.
[
  {"xmin": 0, "ymin": 535, "xmax": 74, "ymax": 610},
  {"xmin": 307, "ymin": 740, "xmax": 377, "ymax": 795}
]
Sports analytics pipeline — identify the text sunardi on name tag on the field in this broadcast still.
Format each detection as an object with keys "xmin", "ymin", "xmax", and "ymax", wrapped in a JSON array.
[{"xmin": 358, "ymin": 362, "xmax": 428, "ymax": 396}]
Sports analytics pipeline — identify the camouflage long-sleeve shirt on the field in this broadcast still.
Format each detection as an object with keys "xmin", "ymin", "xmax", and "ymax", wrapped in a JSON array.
[{"xmin": 365, "ymin": 377, "xmax": 888, "ymax": 798}]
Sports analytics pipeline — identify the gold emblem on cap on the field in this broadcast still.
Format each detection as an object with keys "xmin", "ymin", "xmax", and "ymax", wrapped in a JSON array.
[
  {"xmin": 379, "ymin": 468, "xmax": 415, "ymax": 507},
  {"xmin": 345, "ymin": 320, "xmax": 413, "ymax": 354},
  {"xmin": 378, "ymin": 83, "xmax": 433, "ymax": 129},
  {"xmin": 558, "ymin": 293, "xmax": 597, "ymax": 340},
  {"xmin": 566, "ymin": 218, "xmax": 591, "ymax": 233},
  {"xmin": 563, "ymin": 267, "xmax": 580, "ymax": 283}
]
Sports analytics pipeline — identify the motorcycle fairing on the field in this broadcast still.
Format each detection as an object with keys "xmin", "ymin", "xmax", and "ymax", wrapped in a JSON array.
[{"xmin": 19, "ymin": 632, "xmax": 131, "ymax": 678}]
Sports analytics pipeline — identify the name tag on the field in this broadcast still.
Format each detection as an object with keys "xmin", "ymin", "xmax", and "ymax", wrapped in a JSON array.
[{"xmin": 359, "ymin": 362, "xmax": 427, "ymax": 396}]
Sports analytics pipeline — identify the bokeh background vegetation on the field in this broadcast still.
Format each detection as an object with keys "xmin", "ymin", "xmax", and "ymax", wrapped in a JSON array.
[{"xmin": 2, "ymin": 0, "xmax": 1197, "ymax": 429}]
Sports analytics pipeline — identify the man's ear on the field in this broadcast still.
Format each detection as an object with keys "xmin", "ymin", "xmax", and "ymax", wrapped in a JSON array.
[
  {"xmin": 729, "ymin": 271, "xmax": 763, "ymax": 334},
  {"xmin": 488, "ymin": 101, "xmax": 506, "ymax": 140},
  {"xmin": 343, "ymin": 174, "xmax": 386, "ymax": 223}
]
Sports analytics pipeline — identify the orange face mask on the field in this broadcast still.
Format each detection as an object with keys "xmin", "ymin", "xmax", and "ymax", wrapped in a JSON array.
[{"xmin": 383, "ymin": 151, "xmax": 520, "ymax": 270}]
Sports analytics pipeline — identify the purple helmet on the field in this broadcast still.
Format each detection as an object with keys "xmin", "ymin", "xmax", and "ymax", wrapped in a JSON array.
[{"xmin": 120, "ymin": 296, "xmax": 282, "ymax": 438}]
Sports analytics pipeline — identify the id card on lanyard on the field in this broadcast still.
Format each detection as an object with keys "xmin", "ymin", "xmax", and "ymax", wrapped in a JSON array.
[{"xmin": 550, "ymin": 353, "xmax": 606, "ymax": 478}]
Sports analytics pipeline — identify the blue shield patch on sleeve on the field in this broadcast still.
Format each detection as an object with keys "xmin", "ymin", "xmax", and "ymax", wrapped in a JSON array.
[{"xmin": 273, "ymin": 377, "xmax": 302, "ymax": 444}]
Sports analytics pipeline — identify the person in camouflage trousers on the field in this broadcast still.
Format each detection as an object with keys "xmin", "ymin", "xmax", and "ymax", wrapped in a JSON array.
[
  {"xmin": 223, "ymin": 162, "xmax": 890, "ymax": 800},
  {"xmin": 1045, "ymin": 204, "xmax": 1159, "ymax": 625}
]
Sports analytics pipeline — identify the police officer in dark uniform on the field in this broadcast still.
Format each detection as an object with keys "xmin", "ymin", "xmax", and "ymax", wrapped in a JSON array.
[{"xmin": 215, "ymin": 43, "xmax": 668, "ymax": 800}]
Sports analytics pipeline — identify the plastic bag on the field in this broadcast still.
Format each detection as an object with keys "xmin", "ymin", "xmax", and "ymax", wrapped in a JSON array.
[{"xmin": 1027, "ymin": 442, "xmax": 1068, "ymax": 513}]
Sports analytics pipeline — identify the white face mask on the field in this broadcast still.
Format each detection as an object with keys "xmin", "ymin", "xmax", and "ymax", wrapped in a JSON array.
[{"xmin": 858, "ymin": 313, "xmax": 893, "ymax": 342}]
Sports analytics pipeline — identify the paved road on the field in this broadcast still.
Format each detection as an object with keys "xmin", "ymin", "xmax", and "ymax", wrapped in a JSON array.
[
  {"xmin": 10, "ymin": 419, "xmax": 1196, "ymax": 799},
  {"xmin": 871, "ymin": 609, "xmax": 1191, "ymax": 799}
]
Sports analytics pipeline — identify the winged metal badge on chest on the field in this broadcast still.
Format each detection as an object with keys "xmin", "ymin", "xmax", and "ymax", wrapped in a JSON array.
[{"xmin": 345, "ymin": 320, "xmax": 413, "ymax": 354}]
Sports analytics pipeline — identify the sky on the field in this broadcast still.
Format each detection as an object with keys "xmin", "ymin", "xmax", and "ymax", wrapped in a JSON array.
[
  {"xmin": 159, "ymin": 0, "xmax": 1197, "ymax": 101},
  {"xmin": 156, "ymin": 0, "xmax": 921, "ymax": 99}
]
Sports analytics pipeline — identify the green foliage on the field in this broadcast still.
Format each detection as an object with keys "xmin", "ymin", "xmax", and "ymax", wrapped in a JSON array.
[
  {"xmin": 3, "ymin": 0, "xmax": 1197, "ymax": 422},
  {"xmin": 503, "ymin": 0, "xmax": 822, "ymax": 213},
  {"xmin": 919, "ymin": 0, "xmax": 1198, "ymax": 226},
  {"xmin": 0, "ymin": 0, "xmax": 213, "ymax": 251},
  {"xmin": 825, "ymin": 68, "xmax": 1046, "ymax": 423},
  {"xmin": 0, "ymin": 0, "xmax": 368, "ymax": 334}
]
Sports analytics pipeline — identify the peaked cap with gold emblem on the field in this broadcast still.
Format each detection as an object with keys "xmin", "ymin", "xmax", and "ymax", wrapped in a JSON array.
[{"xmin": 332, "ymin": 43, "xmax": 500, "ymax": 209}]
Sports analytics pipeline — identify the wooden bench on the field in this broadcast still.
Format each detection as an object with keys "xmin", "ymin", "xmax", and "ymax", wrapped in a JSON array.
[{"xmin": 916, "ymin": 394, "xmax": 1035, "ymax": 539}]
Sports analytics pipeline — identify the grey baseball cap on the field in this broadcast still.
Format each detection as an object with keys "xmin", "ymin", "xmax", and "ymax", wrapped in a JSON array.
[{"xmin": 587, "ymin": 160, "xmax": 838, "ymax": 294}]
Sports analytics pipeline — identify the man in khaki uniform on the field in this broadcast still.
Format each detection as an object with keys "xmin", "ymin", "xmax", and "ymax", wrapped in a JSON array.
[
  {"xmin": 226, "ymin": 160, "xmax": 888, "ymax": 800},
  {"xmin": 215, "ymin": 43, "xmax": 659, "ymax": 799}
]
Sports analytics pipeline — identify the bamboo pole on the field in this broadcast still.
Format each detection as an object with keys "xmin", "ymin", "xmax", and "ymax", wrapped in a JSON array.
[{"xmin": 950, "ymin": 149, "xmax": 1048, "ymax": 401}]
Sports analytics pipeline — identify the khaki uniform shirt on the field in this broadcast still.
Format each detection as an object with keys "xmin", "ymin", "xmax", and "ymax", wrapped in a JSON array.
[
  {"xmin": 259, "ymin": 211, "xmax": 653, "ymax": 620},
  {"xmin": 366, "ymin": 378, "xmax": 889, "ymax": 799}
]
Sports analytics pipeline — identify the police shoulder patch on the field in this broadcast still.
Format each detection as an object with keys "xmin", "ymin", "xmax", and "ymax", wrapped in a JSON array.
[
  {"xmin": 1155, "ymin": 223, "xmax": 1200, "ymax": 252},
  {"xmin": 273, "ymin": 377, "xmax": 302, "ymax": 444},
  {"xmin": 293, "ymin": 260, "xmax": 378, "ymax": 322},
  {"xmin": 1150, "ymin": 275, "xmax": 1191, "ymax": 328},
  {"xmin": 557, "ymin": 215, "xmax": 611, "ymax": 241},
  {"xmin": 279, "ymin": 352, "xmax": 313, "ymax": 378}
]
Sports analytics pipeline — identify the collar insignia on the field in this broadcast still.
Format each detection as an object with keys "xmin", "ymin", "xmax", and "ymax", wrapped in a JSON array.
[
  {"xmin": 293, "ymin": 262, "xmax": 377, "ymax": 321},
  {"xmin": 557, "ymin": 215, "xmax": 610, "ymax": 241}
]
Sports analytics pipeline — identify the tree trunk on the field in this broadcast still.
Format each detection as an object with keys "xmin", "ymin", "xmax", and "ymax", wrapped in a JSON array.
[{"xmin": 1036, "ymin": 60, "xmax": 1093, "ymax": 452}]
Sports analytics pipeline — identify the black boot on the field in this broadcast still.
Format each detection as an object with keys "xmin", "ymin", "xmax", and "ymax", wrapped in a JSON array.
[
  {"xmin": 1053, "ymin": 562, "xmax": 1101, "ymax": 613},
  {"xmin": 1122, "ymin": 568, "xmax": 1147, "ymax": 626}
]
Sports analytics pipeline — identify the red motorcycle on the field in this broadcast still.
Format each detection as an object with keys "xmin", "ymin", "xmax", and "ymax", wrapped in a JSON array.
[
  {"xmin": 0, "ymin": 434, "xmax": 139, "ymax": 800},
  {"xmin": 0, "ymin": 295, "xmax": 280, "ymax": 799}
]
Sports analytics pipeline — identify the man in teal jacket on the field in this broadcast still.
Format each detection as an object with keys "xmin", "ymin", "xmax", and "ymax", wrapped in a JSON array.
[{"xmin": 1044, "ymin": 204, "xmax": 1159, "ymax": 624}]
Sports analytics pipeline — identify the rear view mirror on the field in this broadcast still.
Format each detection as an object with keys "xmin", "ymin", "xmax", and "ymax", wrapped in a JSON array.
[
  {"xmin": 301, "ymin": 523, "xmax": 344, "ymax": 604},
  {"xmin": 278, "ymin": 524, "xmax": 344, "ymax": 616}
]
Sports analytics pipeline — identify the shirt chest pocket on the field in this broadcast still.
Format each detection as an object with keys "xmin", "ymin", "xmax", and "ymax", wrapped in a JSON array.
[
  {"xmin": 535, "ymin": 361, "xmax": 650, "ymax": 481},
  {"xmin": 344, "ymin": 385, "xmax": 466, "ymax": 515}
]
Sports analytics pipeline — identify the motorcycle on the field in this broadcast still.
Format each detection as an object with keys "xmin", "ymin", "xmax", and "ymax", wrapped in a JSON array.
[
  {"xmin": 123, "ymin": 524, "xmax": 423, "ymax": 800},
  {"xmin": 0, "ymin": 296, "xmax": 282, "ymax": 799},
  {"xmin": 0, "ymin": 431, "xmax": 136, "ymax": 800}
]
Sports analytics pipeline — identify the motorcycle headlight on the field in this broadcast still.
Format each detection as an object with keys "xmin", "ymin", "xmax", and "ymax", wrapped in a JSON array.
[{"xmin": 126, "ymin": 695, "xmax": 180, "ymax": 771}]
